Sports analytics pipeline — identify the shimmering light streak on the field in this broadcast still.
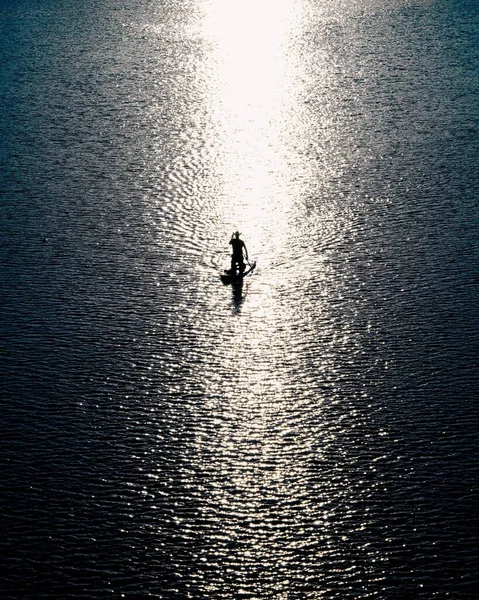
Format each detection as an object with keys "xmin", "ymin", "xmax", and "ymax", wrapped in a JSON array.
[{"xmin": 201, "ymin": 0, "xmax": 302, "ymax": 254}]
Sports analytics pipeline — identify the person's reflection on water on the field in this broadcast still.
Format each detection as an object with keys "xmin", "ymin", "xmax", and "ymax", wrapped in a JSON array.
[{"xmin": 231, "ymin": 280, "xmax": 244, "ymax": 314}]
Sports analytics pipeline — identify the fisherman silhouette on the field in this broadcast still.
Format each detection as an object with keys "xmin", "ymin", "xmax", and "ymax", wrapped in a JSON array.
[{"xmin": 229, "ymin": 231, "xmax": 248, "ymax": 274}]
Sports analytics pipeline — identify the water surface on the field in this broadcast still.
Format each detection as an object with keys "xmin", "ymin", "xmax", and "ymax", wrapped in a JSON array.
[{"xmin": 1, "ymin": 0, "xmax": 478, "ymax": 598}]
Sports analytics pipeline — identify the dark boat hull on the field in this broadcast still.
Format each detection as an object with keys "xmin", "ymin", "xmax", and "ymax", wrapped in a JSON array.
[{"xmin": 220, "ymin": 261, "xmax": 256, "ymax": 284}]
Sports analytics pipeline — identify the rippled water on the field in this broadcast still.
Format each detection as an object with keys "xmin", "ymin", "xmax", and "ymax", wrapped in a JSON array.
[{"xmin": 1, "ymin": 0, "xmax": 478, "ymax": 598}]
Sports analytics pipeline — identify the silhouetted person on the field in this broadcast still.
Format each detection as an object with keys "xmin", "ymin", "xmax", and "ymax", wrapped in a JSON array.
[{"xmin": 229, "ymin": 231, "xmax": 248, "ymax": 274}]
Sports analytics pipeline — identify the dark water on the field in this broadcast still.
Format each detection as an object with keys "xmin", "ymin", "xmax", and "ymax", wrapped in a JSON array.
[{"xmin": 1, "ymin": 0, "xmax": 478, "ymax": 598}]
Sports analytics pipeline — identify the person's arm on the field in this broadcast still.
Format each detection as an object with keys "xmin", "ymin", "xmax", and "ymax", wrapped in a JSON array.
[{"xmin": 243, "ymin": 243, "xmax": 248, "ymax": 261}]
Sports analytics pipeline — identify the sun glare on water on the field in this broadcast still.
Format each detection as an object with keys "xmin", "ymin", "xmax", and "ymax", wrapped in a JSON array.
[{"xmin": 201, "ymin": 0, "xmax": 302, "ymax": 258}]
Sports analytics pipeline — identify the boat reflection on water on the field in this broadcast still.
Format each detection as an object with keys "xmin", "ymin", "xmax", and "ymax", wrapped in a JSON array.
[
  {"xmin": 231, "ymin": 279, "xmax": 245, "ymax": 314},
  {"xmin": 221, "ymin": 261, "xmax": 257, "ymax": 313}
]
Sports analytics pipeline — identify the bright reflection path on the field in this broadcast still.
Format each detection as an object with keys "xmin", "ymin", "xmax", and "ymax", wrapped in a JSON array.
[
  {"xmin": 186, "ymin": 1, "xmax": 358, "ymax": 595},
  {"xmin": 146, "ymin": 0, "xmax": 431, "ymax": 596},
  {"xmin": 201, "ymin": 0, "xmax": 303, "ymax": 257}
]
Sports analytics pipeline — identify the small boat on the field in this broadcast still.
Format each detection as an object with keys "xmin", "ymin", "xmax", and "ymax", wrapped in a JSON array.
[{"xmin": 220, "ymin": 261, "xmax": 256, "ymax": 284}]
